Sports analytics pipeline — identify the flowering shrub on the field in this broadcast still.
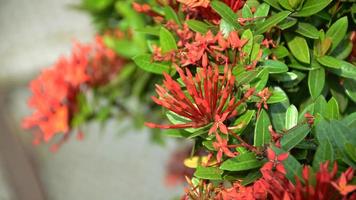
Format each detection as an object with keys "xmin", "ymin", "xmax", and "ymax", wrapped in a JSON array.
[{"xmin": 23, "ymin": 0, "xmax": 356, "ymax": 199}]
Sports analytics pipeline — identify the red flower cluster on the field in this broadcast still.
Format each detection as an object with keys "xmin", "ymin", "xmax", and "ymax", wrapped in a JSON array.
[
  {"xmin": 22, "ymin": 36, "xmax": 123, "ymax": 144},
  {"xmin": 153, "ymin": 28, "xmax": 251, "ymax": 68},
  {"xmin": 220, "ymin": 162, "xmax": 356, "ymax": 200},
  {"xmin": 145, "ymin": 65, "xmax": 254, "ymax": 134}
]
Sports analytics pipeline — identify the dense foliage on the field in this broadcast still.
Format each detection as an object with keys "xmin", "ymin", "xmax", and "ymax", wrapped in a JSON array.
[{"xmin": 23, "ymin": 0, "xmax": 356, "ymax": 199}]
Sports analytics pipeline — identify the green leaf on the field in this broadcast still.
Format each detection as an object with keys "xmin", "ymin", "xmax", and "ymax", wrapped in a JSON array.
[
  {"xmin": 327, "ymin": 61, "xmax": 356, "ymax": 79},
  {"xmin": 251, "ymin": 68, "xmax": 269, "ymax": 92},
  {"xmin": 159, "ymin": 27, "xmax": 177, "ymax": 53},
  {"xmin": 267, "ymin": 87, "xmax": 288, "ymax": 104},
  {"xmin": 241, "ymin": 29, "xmax": 254, "ymax": 57},
  {"xmin": 104, "ymin": 37, "xmax": 143, "ymax": 58},
  {"xmin": 345, "ymin": 143, "xmax": 356, "ymax": 162},
  {"xmin": 220, "ymin": 19, "xmax": 235, "ymax": 37},
  {"xmin": 285, "ymin": 105, "xmax": 298, "ymax": 130},
  {"xmin": 314, "ymin": 96, "xmax": 328, "ymax": 117},
  {"xmin": 326, "ymin": 17, "xmax": 348, "ymax": 52},
  {"xmin": 254, "ymin": 3, "xmax": 270, "ymax": 19},
  {"xmin": 242, "ymin": 4, "xmax": 253, "ymax": 19},
  {"xmin": 278, "ymin": 0, "xmax": 294, "ymax": 11},
  {"xmin": 308, "ymin": 67, "xmax": 325, "ymax": 99},
  {"xmin": 254, "ymin": 109, "xmax": 271, "ymax": 147},
  {"xmin": 263, "ymin": 0, "xmax": 282, "ymax": 10},
  {"xmin": 133, "ymin": 54, "xmax": 171, "ymax": 74},
  {"xmin": 281, "ymin": 124, "xmax": 311, "ymax": 151},
  {"xmin": 272, "ymin": 72, "xmax": 299, "ymax": 82},
  {"xmin": 186, "ymin": 20, "xmax": 210, "ymax": 34},
  {"xmin": 164, "ymin": 6, "xmax": 181, "ymax": 26},
  {"xmin": 220, "ymin": 152, "xmax": 262, "ymax": 171},
  {"xmin": 233, "ymin": 110, "xmax": 255, "ymax": 135},
  {"xmin": 344, "ymin": 79, "xmax": 356, "ymax": 103},
  {"xmin": 255, "ymin": 11, "xmax": 291, "ymax": 34},
  {"xmin": 241, "ymin": 171, "xmax": 262, "ymax": 186},
  {"xmin": 317, "ymin": 56, "xmax": 342, "ymax": 69},
  {"xmin": 312, "ymin": 139, "xmax": 334, "ymax": 169},
  {"xmin": 263, "ymin": 60, "xmax": 288, "ymax": 74},
  {"xmin": 295, "ymin": 22, "xmax": 319, "ymax": 39},
  {"xmin": 294, "ymin": 0, "xmax": 332, "ymax": 17},
  {"xmin": 235, "ymin": 68, "xmax": 261, "ymax": 86},
  {"xmin": 270, "ymin": 100, "xmax": 289, "ymax": 132},
  {"xmin": 272, "ymin": 46, "xmax": 290, "ymax": 59},
  {"xmin": 271, "ymin": 146, "xmax": 303, "ymax": 182},
  {"xmin": 211, "ymin": 1, "xmax": 239, "ymax": 28},
  {"xmin": 285, "ymin": 33, "xmax": 310, "ymax": 64},
  {"xmin": 135, "ymin": 26, "xmax": 160, "ymax": 36},
  {"xmin": 194, "ymin": 166, "xmax": 223, "ymax": 180},
  {"xmin": 278, "ymin": 17, "xmax": 298, "ymax": 30},
  {"xmin": 326, "ymin": 97, "xmax": 339, "ymax": 120},
  {"xmin": 316, "ymin": 120, "xmax": 356, "ymax": 167}
]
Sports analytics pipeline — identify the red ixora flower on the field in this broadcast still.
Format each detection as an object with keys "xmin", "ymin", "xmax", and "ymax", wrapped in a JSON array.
[
  {"xmin": 145, "ymin": 65, "xmax": 255, "ymax": 134},
  {"xmin": 22, "ymin": 36, "xmax": 123, "ymax": 146},
  {"xmin": 262, "ymin": 148, "xmax": 289, "ymax": 175},
  {"xmin": 213, "ymin": 132, "xmax": 238, "ymax": 163}
]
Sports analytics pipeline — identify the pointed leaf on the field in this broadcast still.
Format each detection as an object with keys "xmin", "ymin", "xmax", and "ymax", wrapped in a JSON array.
[
  {"xmin": 295, "ymin": 22, "xmax": 319, "ymax": 39},
  {"xmin": 294, "ymin": 0, "xmax": 332, "ymax": 17},
  {"xmin": 285, "ymin": 105, "xmax": 298, "ymax": 130},
  {"xmin": 263, "ymin": 60, "xmax": 288, "ymax": 74},
  {"xmin": 285, "ymin": 33, "xmax": 310, "ymax": 64},
  {"xmin": 281, "ymin": 124, "xmax": 311, "ymax": 151},
  {"xmin": 317, "ymin": 56, "xmax": 342, "ymax": 69},
  {"xmin": 255, "ymin": 11, "xmax": 291, "ymax": 34},
  {"xmin": 133, "ymin": 54, "xmax": 171, "ymax": 74},
  {"xmin": 194, "ymin": 166, "xmax": 223, "ymax": 180},
  {"xmin": 308, "ymin": 67, "xmax": 325, "ymax": 99},
  {"xmin": 186, "ymin": 20, "xmax": 209, "ymax": 33},
  {"xmin": 344, "ymin": 78, "xmax": 356, "ymax": 103},
  {"xmin": 254, "ymin": 109, "xmax": 271, "ymax": 147},
  {"xmin": 220, "ymin": 152, "xmax": 262, "ymax": 171},
  {"xmin": 326, "ymin": 17, "xmax": 348, "ymax": 51},
  {"xmin": 326, "ymin": 97, "xmax": 339, "ymax": 120},
  {"xmin": 211, "ymin": 1, "xmax": 239, "ymax": 28}
]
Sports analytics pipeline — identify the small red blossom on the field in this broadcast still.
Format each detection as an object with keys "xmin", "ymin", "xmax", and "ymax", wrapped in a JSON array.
[
  {"xmin": 304, "ymin": 112, "xmax": 315, "ymax": 125},
  {"xmin": 331, "ymin": 172, "xmax": 356, "ymax": 196},
  {"xmin": 262, "ymin": 148, "xmax": 288, "ymax": 175},
  {"xmin": 212, "ymin": 132, "xmax": 238, "ymax": 163},
  {"xmin": 256, "ymin": 88, "xmax": 272, "ymax": 113}
]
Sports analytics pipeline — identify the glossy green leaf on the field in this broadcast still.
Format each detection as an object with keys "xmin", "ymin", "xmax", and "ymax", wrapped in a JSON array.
[
  {"xmin": 326, "ymin": 17, "xmax": 348, "ymax": 51},
  {"xmin": 263, "ymin": 0, "xmax": 283, "ymax": 10},
  {"xmin": 312, "ymin": 139, "xmax": 334, "ymax": 169},
  {"xmin": 278, "ymin": 0, "xmax": 294, "ymax": 11},
  {"xmin": 211, "ymin": 1, "xmax": 239, "ymax": 28},
  {"xmin": 254, "ymin": 109, "xmax": 271, "ymax": 147},
  {"xmin": 267, "ymin": 89, "xmax": 288, "ymax": 104},
  {"xmin": 314, "ymin": 96, "xmax": 328, "ymax": 117},
  {"xmin": 160, "ymin": 27, "xmax": 177, "ymax": 53},
  {"xmin": 285, "ymin": 33, "xmax": 310, "ymax": 64},
  {"xmin": 133, "ymin": 54, "xmax": 171, "ymax": 74},
  {"xmin": 295, "ymin": 22, "xmax": 319, "ymax": 39},
  {"xmin": 233, "ymin": 110, "xmax": 255, "ymax": 135},
  {"xmin": 317, "ymin": 56, "xmax": 342, "ymax": 69},
  {"xmin": 272, "ymin": 46, "xmax": 290, "ymax": 59},
  {"xmin": 278, "ymin": 17, "xmax": 298, "ymax": 30},
  {"xmin": 326, "ymin": 97, "xmax": 339, "ymax": 120},
  {"xmin": 194, "ymin": 166, "xmax": 223, "ymax": 180},
  {"xmin": 235, "ymin": 69, "xmax": 260, "ymax": 86},
  {"xmin": 254, "ymin": 3, "xmax": 270, "ymax": 19},
  {"xmin": 164, "ymin": 6, "xmax": 181, "ymax": 26},
  {"xmin": 241, "ymin": 29, "xmax": 254, "ymax": 56},
  {"xmin": 327, "ymin": 61, "xmax": 356, "ymax": 79},
  {"xmin": 251, "ymin": 68, "xmax": 269, "ymax": 91},
  {"xmin": 294, "ymin": 0, "xmax": 332, "ymax": 17},
  {"xmin": 344, "ymin": 78, "xmax": 356, "ymax": 103},
  {"xmin": 220, "ymin": 152, "xmax": 262, "ymax": 171},
  {"xmin": 186, "ymin": 20, "xmax": 209, "ymax": 34},
  {"xmin": 270, "ymin": 101, "xmax": 289, "ymax": 132},
  {"xmin": 316, "ymin": 120, "xmax": 356, "ymax": 167},
  {"xmin": 281, "ymin": 124, "xmax": 310, "ymax": 151},
  {"xmin": 255, "ymin": 11, "xmax": 291, "ymax": 34},
  {"xmin": 308, "ymin": 67, "xmax": 325, "ymax": 99},
  {"xmin": 242, "ymin": 4, "xmax": 253, "ymax": 19},
  {"xmin": 263, "ymin": 60, "xmax": 288, "ymax": 74},
  {"xmin": 285, "ymin": 105, "xmax": 298, "ymax": 130},
  {"xmin": 272, "ymin": 72, "xmax": 299, "ymax": 82}
]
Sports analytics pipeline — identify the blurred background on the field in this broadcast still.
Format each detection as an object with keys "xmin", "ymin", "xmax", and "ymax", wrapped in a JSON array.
[{"xmin": 0, "ymin": 0, "xmax": 183, "ymax": 199}]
